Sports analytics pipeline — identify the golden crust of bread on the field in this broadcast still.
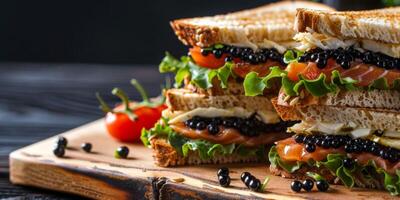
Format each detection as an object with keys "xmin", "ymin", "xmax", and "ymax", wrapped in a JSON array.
[
  {"xmin": 295, "ymin": 7, "xmax": 400, "ymax": 44},
  {"xmin": 273, "ymin": 95, "xmax": 400, "ymax": 131},
  {"xmin": 149, "ymin": 137, "xmax": 261, "ymax": 167},
  {"xmin": 271, "ymin": 98, "xmax": 302, "ymax": 121},
  {"xmin": 171, "ymin": 1, "xmax": 334, "ymax": 47},
  {"xmin": 166, "ymin": 87, "xmax": 276, "ymax": 112}
]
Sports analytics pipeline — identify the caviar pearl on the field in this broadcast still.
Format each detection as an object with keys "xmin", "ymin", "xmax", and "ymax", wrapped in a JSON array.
[
  {"xmin": 249, "ymin": 179, "xmax": 261, "ymax": 191},
  {"xmin": 53, "ymin": 146, "xmax": 65, "ymax": 157},
  {"xmin": 207, "ymin": 124, "xmax": 220, "ymax": 135},
  {"xmin": 244, "ymin": 175, "xmax": 254, "ymax": 187},
  {"xmin": 294, "ymin": 135, "xmax": 305, "ymax": 143},
  {"xmin": 241, "ymin": 172, "xmax": 251, "ymax": 182},
  {"xmin": 196, "ymin": 121, "xmax": 207, "ymax": 130},
  {"xmin": 343, "ymin": 158, "xmax": 354, "ymax": 169},
  {"xmin": 302, "ymin": 179, "xmax": 314, "ymax": 192},
  {"xmin": 316, "ymin": 180, "xmax": 329, "ymax": 192},
  {"xmin": 218, "ymin": 175, "xmax": 231, "ymax": 187},
  {"xmin": 291, "ymin": 180, "xmax": 303, "ymax": 192},
  {"xmin": 305, "ymin": 143, "xmax": 316, "ymax": 153},
  {"xmin": 81, "ymin": 143, "xmax": 92, "ymax": 153},
  {"xmin": 115, "ymin": 146, "xmax": 129, "ymax": 159},
  {"xmin": 56, "ymin": 136, "xmax": 68, "ymax": 147},
  {"xmin": 217, "ymin": 167, "xmax": 229, "ymax": 177}
]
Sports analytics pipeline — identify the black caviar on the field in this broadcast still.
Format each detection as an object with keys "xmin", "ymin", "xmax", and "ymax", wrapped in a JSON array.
[
  {"xmin": 240, "ymin": 172, "xmax": 261, "ymax": 191},
  {"xmin": 316, "ymin": 180, "xmax": 329, "ymax": 192},
  {"xmin": 184, "ymin": 115, "xmax": 297, "ymax": 137},
  {"xmin": 200, "ymin": 45, "xmax": 283, "ymax": 65},
  {"xmin": 217, "ymin": 167, "xmax": 230, "ymax": 187},
  {"xmin": 81, "ymin": 142, "xmax": 92, "ymax": 153},
  {"xmin": 218, "ymin": 175, "xmax": 231, "ymax": 187},
  {"xmin": 217, "ymin": 167, "xmax": 229, "ymax": 177},
  {"xmin": 115, "ymin": 146, "xmax": 129, "ymax": 159},
  {"xmin": 298, "ymin": 47, "xmax": 400, "ymax": 70},
  {"xmin": 291, "ymin": 180, "xmax": 303, "ymax": 192},
  {"xmin": 56, "ymin": 136, "xmax": 68, "ymax": 148},
  {"xmin": 302, "ymin": 179, "xmax": 314, "ymax": 192},
  {"xmin": 293, "ymin": 134, "xmax": 400, "ymax": 163},
  {"xmin": 53, "ymin": 146, "xmax": 65, "ymax": 158}
]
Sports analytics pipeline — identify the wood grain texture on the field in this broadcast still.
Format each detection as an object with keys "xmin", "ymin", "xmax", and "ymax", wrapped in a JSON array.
[
  {"xmin": 0, "ymin": 63, "xmax": 164, "ymax": 199},
  {"xmin": 9, "ymin": 120, "xmax": 399, "ymax": 200}
]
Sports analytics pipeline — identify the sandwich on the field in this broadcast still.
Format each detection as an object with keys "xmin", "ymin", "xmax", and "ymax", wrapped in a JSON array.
[
  {"xmin": 141, "ymin": 1, "xmax": 333, "ymax": 167},
  {"xmin": 243, "ymin": 7, "xmax": 400, "ymax": 195}
]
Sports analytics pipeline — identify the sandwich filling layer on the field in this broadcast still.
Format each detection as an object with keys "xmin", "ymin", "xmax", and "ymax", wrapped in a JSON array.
[
  {"xmin": 160, "ymin": 44, "xmax": 286, "ymax": 91},
  {"xmin": 142, "ymin": 118, "xmax": 276, "ymax": 161}
]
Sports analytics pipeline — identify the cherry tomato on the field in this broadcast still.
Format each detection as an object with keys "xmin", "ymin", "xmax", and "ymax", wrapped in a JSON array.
[
  {"xmin": 105, "ymin": 106, "xmax": 161, "ymax": 142},
  {"xmin": 96, "ymin": 79, "xmax": 168, "ymax": 143}
]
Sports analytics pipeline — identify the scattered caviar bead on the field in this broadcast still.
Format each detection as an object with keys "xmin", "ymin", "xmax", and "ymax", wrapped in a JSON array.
[
  {"xmin": 302, "ymin": 179, "xmax": 314, "ymax": 192},
  {"xmin": 115, "ymin": 146, "xmax": 129, "ymax": 159},
  {"xmin": 218, "ymin": 175, "xmax": 231, "ymax": 187},
  {"xmin": 217, "ymin": 167, "xmax": 229, "ymax": 177},
  {"xmin": 244, "ymin": 175, "xmax": 254, "ymax": 187},
  {"xmin": 53, "ymin": 146, "xmax": 65, "ymax": 157},
  {"xmin": 316, "ymin": 180, "xmax": 329, "ymax": 192},
  {"xmin": 305, "ymin": 143, "xmax": 316, "ymax": 153},
  {"xmin": 56, "ymin": 136, "xmax": 68, "ymax": 148},
  {"xmin": 249, "ymin": 179, "xmax": 261, "ymax": 191},
  {"xmin": 81, "ymin": 142, "xmax": 92, "ymax": 153},
  {"xmin": 241, "ymin": 172, "xmax": 251, "ymax": 182},
  {"xmin": 343, "ymin": 158, "xmax": 354, "ymax": 169},
  {"xmin": 291, "ymin": 180, "xmax": 302, "ymax": 192}
]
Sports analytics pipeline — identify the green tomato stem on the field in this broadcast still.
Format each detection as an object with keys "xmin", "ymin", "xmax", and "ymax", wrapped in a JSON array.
[
  {"xmin": 130, "ymin": 79, "xmax": 149, "ymax": 103},
  {"xmin": 112, "ymin": 88, "xmax": 137, "ymax": 120},
  {"xmin": 95, "ymin": 92, "xmax": 112, "ymax": 113}
]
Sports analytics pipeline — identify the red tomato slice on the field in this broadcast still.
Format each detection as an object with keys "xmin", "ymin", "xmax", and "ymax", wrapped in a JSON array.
[
  {"xmin": 189, "ymin": 47, "xmax": 227, "ymax": 69},
  {"xmin": 286, "ymin": 62, "xmax": 308, "ymax": 81}
]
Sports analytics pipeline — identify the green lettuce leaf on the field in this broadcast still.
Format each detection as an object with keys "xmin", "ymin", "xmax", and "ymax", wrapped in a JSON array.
[
  {"xmin": 159, "ymin": 52, "xmax": 234, "ymax": 89},
  {"xmin": 306, "ymin": 172, "xmax": 326, "ymax": 181},
  {"xmin": 244, "ymin": 67, "xmax": 286, "ymax": 96},
  {"xmin": 283, "ymin": 50, "xmax": 304, "ymax": 64},
  {"xmin": 275, "ymin": 151, "xmax": 400, "ymax": 195}
]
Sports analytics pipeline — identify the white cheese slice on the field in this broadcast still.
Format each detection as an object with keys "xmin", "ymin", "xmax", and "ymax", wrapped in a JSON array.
[
  {"xmin": 294, "ymin": 30, "xmax": 400, "ymax": 58},
  {"xmin": 351, "ymin": 128, "xmax": 372, "ymax": 138},
  {"xmin": 164, "ymin": 107, "xmax": 280, "ymax": 125}
]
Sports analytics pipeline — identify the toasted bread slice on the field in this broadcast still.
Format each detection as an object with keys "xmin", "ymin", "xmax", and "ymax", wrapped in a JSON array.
[
  {"xmin": 149, "ymin": 137, "xmax": 262, "ymax": 167},
  {"xmin": 171, "ymin": 1, "xmax": 334, "ymax": 48},
  {"xmin": 271, "ymin": 97, "xmax": 400, "ymax": 131},
  {"xmin": 295, "ymin": 7, "xmax": 400, "ymax": 44},
  {"xmin": 278, "ymin": 90, "xmax": 400, "ymax": 111},
  {"xmin": 166, "ymin": 88, "xmax": 275, "ymax": 112}
]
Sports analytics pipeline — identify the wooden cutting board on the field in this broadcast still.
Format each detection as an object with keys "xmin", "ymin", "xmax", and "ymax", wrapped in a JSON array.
[{"xmin": 9, "ymin": 119, "xmax": 397, "ymax": 200}]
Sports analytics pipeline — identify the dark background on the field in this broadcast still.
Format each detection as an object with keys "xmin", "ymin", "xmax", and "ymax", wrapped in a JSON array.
[{"xmin": 0, "ymin": 0, "xmax": 385, "ymax": 65}]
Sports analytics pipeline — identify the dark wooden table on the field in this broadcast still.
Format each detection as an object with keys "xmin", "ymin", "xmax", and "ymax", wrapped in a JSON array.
[{"xmin": 0, "ymin": 63, "xmax": 164, "ymax": 199}]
